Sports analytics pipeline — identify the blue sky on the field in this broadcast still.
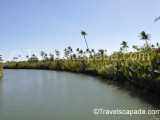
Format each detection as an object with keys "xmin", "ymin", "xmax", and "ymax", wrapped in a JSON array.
[{"xmin": 0, "ymin": 0, "xmax": 160, "ymax": 61}]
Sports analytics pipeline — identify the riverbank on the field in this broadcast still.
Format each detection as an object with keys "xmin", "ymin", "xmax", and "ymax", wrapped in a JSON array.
[
  {"xmin": 0, "ymin": 67, "xmax": 3, "ymax": 76},
  {"xmin": 3, "ymin": 49, "xmax": 160, "ymax": 97},
  {"xmin": 2, "ymin": 69, "xmax": 160, "ymax": 120}
]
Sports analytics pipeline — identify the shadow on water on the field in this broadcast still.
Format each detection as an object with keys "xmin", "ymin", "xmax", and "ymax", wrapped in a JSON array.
[
  {"xmin": 0, "ymin": 76, "xmax": 3, "ymax": 85},
  {"xmin": 0, "ymin": 76, "xmax": 3, "ymax": 98},
  {"xmin": 58, "ymin": 70, "xmax": 160, "ymax": 109},
  {"xmin": 97, "ymin": 77, "xmax": 160, "ymax": 109}
]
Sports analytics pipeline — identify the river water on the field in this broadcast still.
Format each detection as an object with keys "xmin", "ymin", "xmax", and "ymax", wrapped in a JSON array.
[{"xmin": 0, "ymin": 69, "xmax": 159, "ymax": 120}]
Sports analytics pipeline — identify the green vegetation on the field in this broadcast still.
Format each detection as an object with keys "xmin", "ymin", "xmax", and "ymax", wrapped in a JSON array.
[
  {"xmin": 0, "ymin": 55, "xmax": 3, "ymax": 76},
  {"xmin": 139, "ymin": 31, "xmax": 151, "ymax": 47},
  {"xmin": 3, "ymin": 31, "xmax": 160, "ymax": 96}
]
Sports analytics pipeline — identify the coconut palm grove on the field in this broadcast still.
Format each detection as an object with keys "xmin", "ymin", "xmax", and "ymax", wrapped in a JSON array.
[
  {"xmin": 1, "ymin": 28, "xmax": 160, "ymax": 96},
  {"xmin": 1, "ymin": 1, "xmax": 160, "ymax": 119}
]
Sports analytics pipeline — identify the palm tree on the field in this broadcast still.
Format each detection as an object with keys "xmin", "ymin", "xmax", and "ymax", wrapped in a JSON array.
[
  {"xmin": 120, "ymin": 47, "xmax": 123, "ymax": 52},
  {"xmin": 81, "ymin": 31, "xmax": 89, "ymax": 50},
  {"xmin": 76, "ymin": 48, "xmax": 80, "ymax": 52},
  {"xmin": 0, "ymin": 55, "xmax": 3, "ymax": 62},
  {"xmin": 91, "ymin": 49, "xmax": 95, "ymax": 55},
  {"xmin": 154, "ymin": 16, "xmax": 160, "ymax": 22},
  {"xmin": 41, "ymin": 51, "xmax": 45, "ymax": 60},
  {"xmin": 64, "ymin": 48, "xmax": 69, "ymax": 59},
  {"xmin": 151, "ymin": 44, "xmax": 155, "ymax": 49},
  {"xmin": 26, "ymin": 55, "xmax": 29, "ymax": 60},
  {"xmin": 81, "ymin": 30, "xmax": 92, "ymax": 58},
  {"xmin": 0, "ymin": 55, "xmax": 2, "ymax": 75},
  {"xmin": 132, "ymin": 45, "xmax": 138, "ymax": 52},
  {"xmin": 49, "ymin": 53, "xmax": 54, "ymax": 61},
  {"xmin": 44, "ymin": 53, "xmax": 48, "ymax": 60},
  {"xmin": 156, "ymin": 43, "xmax": 159, "ymax": 48},
  {"xmin": 72, "ymin": 54, "xmax": 77, "ymax": 59},
  {"xmin": 55, "ymin": 50, "xmax": 60, "ymax": 59},
  {"xmin": 68, "ymin": 46, "xmax": 73, "ymax": 57},
  {"xmin": 121, "ymin": 41, "xmax": 128, "ymax": 52},
  {"xmin": 139, "ymin": 31, "xmax": 151, "ymax": 47},
  {"xmin": 86, "ymin": 48, "xmax": 89, "ymax": 53},
  {"xmin": 28, "ymin": 54, "xmax": 38, "ymax": 62},
  {"xmin": 79, "ymin": 50, "xmax": 84, "ymax": 57},
  {"xmin": 98, "ymin": 49, "xmax": 105, "ymax": 59}
]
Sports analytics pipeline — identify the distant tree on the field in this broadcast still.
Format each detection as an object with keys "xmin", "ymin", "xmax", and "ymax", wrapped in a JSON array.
[
  {"xmin": 68, "ymin": 46, "xmax": 73, "ymax": 57},
  {"xmin": 98, "ymin": 49, "xmax": 105, "ymax": 59},
  {"xmin": 86, "ymin": 48, "xmax": 90, "ymax": 53},
  {"xmin": 26, "ymin": 55, "xmax": 29, "ymax": 61},
  {"xmin": 68, "ymin": 46, "xmax": 72, "ymax": 50},
  {"xmin": 76, "ymin": 48, "xmax": 81, "ymax": 57},
  {"xmin": 132, "ymin": 45, "xmax": 138, "ymax": 52},
  {"xmin": 41, "ymin": 51, "xmax": 45, "ymax": 59},
  {"xmin": 156, "ymin": 43, "xmax": 159, "ymax": 48},
  {"xmin": 64, "ymin": 48, "xmax": 69, "ymax": 59},
  {"xmin": 120, "ymin": 47, "xmax": 123, "ymax": 52},
  {"xmin": 139, "ymin": 31, "xmax": 151, "ymax": 47},
  {"xmin": 80, "ymin": 30, "xmax": 92, "ymax": 57},
  {"xmin": 72, "ymin": 54, "xmax": 77, "ymax": 59},
  {"xmin": 55, "ymin": 50, "xmax": 60, "ymax": 59},
  {"xmin": 49, "ymin": 53, "xmax": 54, "ymax": 61},
  {"xmin": 121, "ymin": 41, "xmax": 128, "ymax": 52},
  {"xmin": 28, "ymin": 54, "xmax": 38, "ymax": 62},
  {"xmin": 91, "ymin": 49, "xmax": 95, "ymax": 54},
  {"xmin": 81, "ymin": 31, "xmax": 89, "ymax": 50},
  {"xmin": 44, "ymin": 53, "xmax": 48, "ymax": 60},
  {"xmin": 0, "ymin": 55, "xmax": 3, "ymax": 62},
  {"xmin": 76, "ymin": 48, "xmax": 80, "ymax": 52},
  {"xmin": 151, "ymin": 44, "xmax": 155, "ymax": 49},
  {"xmin": 79, "ymin": 50, "xmax": 84, "ymax": 57}
]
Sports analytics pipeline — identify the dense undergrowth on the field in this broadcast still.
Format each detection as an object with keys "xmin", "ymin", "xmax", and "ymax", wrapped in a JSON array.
[
  {"xmin": 3, "ymin": 44, "xmax": 160, "ymax": 96},
  {"xmin": 0, "ymin": 55, "xmax": 3, "ymax": 76}
]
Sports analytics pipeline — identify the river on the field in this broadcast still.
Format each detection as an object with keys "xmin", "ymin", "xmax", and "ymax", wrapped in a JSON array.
[{"xmin": 0, "ymin": 69, "xmax": 159, "ymax": 120}]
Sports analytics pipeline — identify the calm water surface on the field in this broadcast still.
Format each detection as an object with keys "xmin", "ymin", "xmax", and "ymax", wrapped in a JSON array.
[{"xmin": 0, "ymin": 69, "xmax": 160, "ymax": 120}]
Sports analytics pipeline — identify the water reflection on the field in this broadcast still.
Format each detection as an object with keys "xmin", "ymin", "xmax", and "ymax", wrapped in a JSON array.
[
  {"xmin": 98, "ymin": 77, "xmax": 160, "ymax": 109},
  {"xmin": 0, "ymin": 69, "xmax": 159, "ymax": 120}
]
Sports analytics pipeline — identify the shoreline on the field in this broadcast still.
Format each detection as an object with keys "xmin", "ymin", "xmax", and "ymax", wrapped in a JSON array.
[
  {"xmin": 0, "ymin": 68, "xmax": 3, "ymax": 76},
  {"xmin": 3, "ymin": 67, "xmax": 160, "ymax": 101}
]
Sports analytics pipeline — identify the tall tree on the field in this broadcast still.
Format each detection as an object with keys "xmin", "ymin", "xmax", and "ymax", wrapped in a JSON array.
[
  {"xmin": 98, "ymin": 49, "xmax": 105, "ymax": 59},
  {"xmin": 44, "ymin": 53, "xmax": 48, "ymax": 60},
  {"xmin": 81, "ymin": 31, "xmax": 89, "ymax": 50},
  {"xmin": 156, "ymin": 43, "xmax": 159, "ymax": 48},
  {"xmin": 64, "ymin": 48, "xmax": 69, "ymax": 59},
  {"xmin": 81, "ymin": 30, "xmax": 92, "ymax": 58},
  {"xmin": 55, "ymin": 50, "xmax": 60, "ymax": 59},
  {"xmin": 132, "ymin": 45, "xmax": 138, "ymax": 52},
  {"xmin": 49, "ymin": 53, "xmax": 54, "ymax": 61},
  {"xmin": 121, "ymin": 41, "xmax": 128, "ymax": 52},
  {"xmin": 139, "ymin": 31, "xmax": 151, "ymax": 47},
  {"xmin": 41, "ymin": 51, "xmax": 45, "ymax": 60},
  {"xmin": 28, "ymin": 54, "xmax": 38, "ymax": 62},
  {"xmin": 0, "ymin": 55, "xmax": 3, "ymax": 62}
]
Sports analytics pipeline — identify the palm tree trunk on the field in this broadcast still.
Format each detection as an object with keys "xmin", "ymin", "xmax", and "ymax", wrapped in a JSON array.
[
  {"xmin": 84, "ymin": 36, "xmax": 92, "ymax": 58},
  {"xmin": 84, "ymin": 36, "xmax": 89, "ymax": 50},
  {"xmin": 146, "ymin": 40, "xmax": 148, "ymax": 47}
]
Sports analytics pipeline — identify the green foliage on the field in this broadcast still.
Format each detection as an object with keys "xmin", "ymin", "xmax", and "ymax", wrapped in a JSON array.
[
  {"xmin": 0, "ymin": 55, "xmax": 3, "ymax": 76},
  {"xmin": 3, "ymin": 42, "xmax": 160, "ymax": 96}
]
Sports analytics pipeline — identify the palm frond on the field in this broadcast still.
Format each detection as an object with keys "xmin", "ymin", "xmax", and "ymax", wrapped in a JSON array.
[
  {"xmin": 81, "ymin": 31, "xmax": 87, "ymax": 36},
  {"xmin": 154, "ymin": 16, "xmax": 160, "ymax": 22}
]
